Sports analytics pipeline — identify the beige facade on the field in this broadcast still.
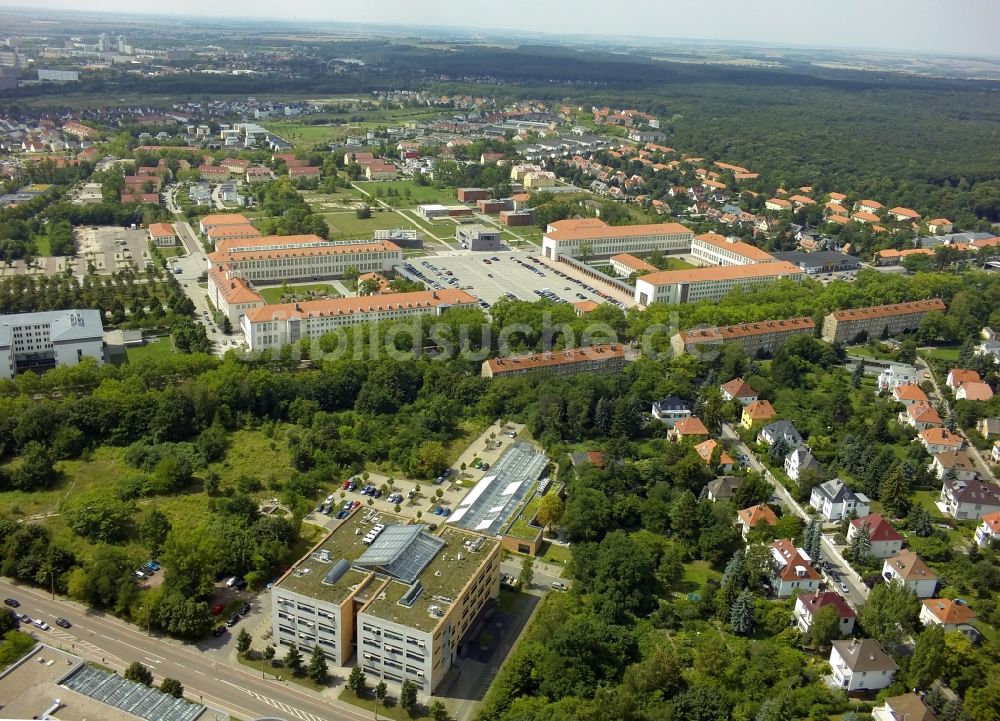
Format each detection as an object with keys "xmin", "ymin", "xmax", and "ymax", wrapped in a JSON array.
[
  {"xmin": 821, "ymin": 299, "xmax": 946, "ymax": 344},
  {"xmin": 482, "ymin": 344, "xmax": 625, "ymax": 378}
]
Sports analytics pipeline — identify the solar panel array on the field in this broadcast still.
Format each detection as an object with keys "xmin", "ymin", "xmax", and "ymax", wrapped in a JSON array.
[
  {"xmin": 354, "ymin": 524, "xmax": 445, "ymax": 583},
  {"xmin": 63, "ymin": 665, "xmax": 206, "ymax": 721},
  {"xmin": 450, "ymin": 441, "xmax": 549, "ymax": 537}
]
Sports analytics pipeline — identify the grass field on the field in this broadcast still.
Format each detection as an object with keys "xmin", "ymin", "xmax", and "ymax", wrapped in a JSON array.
[
  {"xmin": 126, "ymin": 338, "xmax": 174, "ymax": 364},
  {"xmin": 33, "ymin": 236, "xmax": 52, "ymax": 256},
  {"xmin": 339, "ymin": 689, "xmax": 431, "ymax": 721},
  {"xmin": 661, "ymin": 257, "xmax": 696, "ymax": 270},
  {"xmin": 259, "ymin": 283, "xmax": 341, "ymax": 304},
  {"xmin": 322, "ymin": 210, "xmax": 424, "ymax": 239},
  {"xmin": 260, "ymin": 121, "xmax": 347, "ymax": 147},
  {"xmin": 678, "ymin": 560, "xmax": 722, "ymax": 593},
  {"xmin": 159, "ymin": 247, "xmax": 184, "ymax": 258},
  {"xmin": 354, "ymin": 180, "xmax": 458, "ymax": 208},
  {"xmin": 208, "ymin": 428, "xmax": 297, "ymax": 488},
  {"xmin": 920, "ymin": 346, "xmax": 962, "ymax": 363}
]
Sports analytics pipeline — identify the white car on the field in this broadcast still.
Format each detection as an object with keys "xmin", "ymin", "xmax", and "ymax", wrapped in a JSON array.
[
  {"xmin": 33, "ymin": 619, "xmax": 51, "ymax": 631},
  {"xmin": 840, "ymin": 583, "xmax": 850, "ymax": 594}
]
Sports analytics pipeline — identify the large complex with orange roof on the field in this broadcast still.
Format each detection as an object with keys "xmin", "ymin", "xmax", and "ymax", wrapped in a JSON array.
[
  {"xmin": 481, "ymin": 344, "xmax": 625, "ymax": 379},
  {"xmin": 242, "ymin": 289, "xmax": 477, "ymax": 351},
  {"xmin": 634, "ymin": 261, "xmax": 803, "ymax": 306},
  {"xmin": 690, "ymin": 232, "xmax": 774, "ymax": 266},
  {"xmin": 541, "ymin": 218, "xmax": 693, "ymax": 261},
  {"xmin": 672, "ymin": 317, "xmax": 815, "ymax": 358},
  {"xmin": 821, "ymin": 298, "xmax": 946, "ymax": 344}
]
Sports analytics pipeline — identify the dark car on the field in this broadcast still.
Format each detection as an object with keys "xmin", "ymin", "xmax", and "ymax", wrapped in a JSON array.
[
  {"xmin": 234, "ymin": 577, "xmax": 247, "ymax": 590},
  {"xmin": 3, "ymin": 598, "xmax": 19, "ymax": 608},
  {"xmin": 240, "ymin": 603, "xmax": 251, "ymax": 615},
  {"xmin": 55, "ymin": 618, "xmax": 71, "ymax": 629},
  {"xmin": 212, "ymin": 626, "xmax": 227, "ymax": 637},
  {"xmin": 226, "ymin": 614, "xmax": 240, "ymax": 627}
]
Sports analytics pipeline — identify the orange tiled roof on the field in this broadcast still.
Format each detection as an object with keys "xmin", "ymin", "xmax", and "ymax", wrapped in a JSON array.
[
  {"xmin": 922, "ymin": 599, "xmax": 976, "ymax": 625},
  {"xmin": 738, "ymin": 504, "xmax": 778, "ymax": 529},
  {"xmin": 639, "ymin": 261, "xmax": 802, "ymax": 287},
  {"xmin": 743, "ymin": 399, "xmax": 776, "ymax": 420}
]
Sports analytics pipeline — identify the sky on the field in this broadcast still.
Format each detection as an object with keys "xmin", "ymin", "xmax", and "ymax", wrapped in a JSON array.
[{"xmin": 6, "ymin": 0, "xmax": 1000, "ymax": 56}]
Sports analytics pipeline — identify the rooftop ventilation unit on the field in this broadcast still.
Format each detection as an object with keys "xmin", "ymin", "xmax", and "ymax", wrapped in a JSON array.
[
  {"xmin": 322, "ymin": 559, "xmax": 350, "ymax": 586},
  {"xmin": 399, "ymin": 580, "xmax": 424, "ymax": 607}
]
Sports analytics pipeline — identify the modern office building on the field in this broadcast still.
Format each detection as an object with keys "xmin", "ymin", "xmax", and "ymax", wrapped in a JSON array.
[
  {"xmin": 634, "ymin": 261, "xmax": 803, "ymax": 306},
  {"xmin": 481, "ymin": 344, "xmax": 625, "ymax": 379},
  {"xmin": 0, "ymin": 309, "xmax": 104, "ymax": 380},
  {"xmin": 455, "ymin": 224, "xmax": 504, "ymax": 251},
  {"xmin": 671, "ymin": 317, "xmax": 815, "ymax": 357},
  {"xmin": 541, "ymin": 219, "xmax": 693, "ymax": 261},
  {"xmin": 242, "ymin": 289, "xmax": 477, "ymax": 351},
  {"xmin": 821, "ymin": 299, "xmax": 946, "ymax": 344},
  {"xmin": 272, "ymin": 510, "xmax": 500, "ymax": 693}
]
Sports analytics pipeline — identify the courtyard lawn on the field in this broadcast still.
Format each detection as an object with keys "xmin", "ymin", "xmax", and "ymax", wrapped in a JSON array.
[
  {"xmin": 126, "ymin": 337, "xmax": 174, "ymax": 364},
  {"xmin": 678, "ymin": 560, "xmax": 722, "ymax": 593},
  {"xmin": 259, "ymin": 283, "xmax": 340, "ymax": 304},
  {"xmin": 354, "ymin": 180, "xmax": 458, "ymax": 208},
  {"xmin": 322, "ymin": 210, "xmax": 425, "ymax": 240},
  {"xmin": 661, "ymin": 257, "xmax": 696, "ymax": 270}
]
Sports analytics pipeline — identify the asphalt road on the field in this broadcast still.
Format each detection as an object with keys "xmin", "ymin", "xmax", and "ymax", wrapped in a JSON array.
[
  {"xmin": 720, "ymin": 423, "xmax": 870, "ymax": 608},
  {"xmin": 0, "ymin": 580, "xmax": 371, "ymax": 721}
]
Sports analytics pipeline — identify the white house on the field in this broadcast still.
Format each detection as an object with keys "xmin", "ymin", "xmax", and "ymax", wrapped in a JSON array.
[
  {"xmin": 758, "ymin": 420, "xmax": 803, "ymax": 448},
  {"xmin": 891, "ymin": 383, "xmax": 928, "ymax": 407},
  {"xmin": 930, "ymin": 451, "xmax": 978, "ymax": 482},
  {"xmin": 882, "ymin": 552, "xmax": 938, "ymax": 598},
  {"xmin": 946, "ymin": 368, "xmax": 980, "ymax": 391},
  {"xmin": 920, "ymin": 428, "xmax": 964, "ymax": 455},
  {"xmin": 737, "ymin": 504, "xmax": 778, "ymax": 540},
  {"xmin": 920, "ymin": 599, "xmax": 977, "ymax": 640},
  {"xmin": 901, "ymin": 402, "xmax": 943, "ymax": 430},
  {"xmin": 975, "ymin": 510, "xmax": 1000, "ymax": 547},
  {"xmin": 720, "ymin": 377, "xmax": 758, "ymax": 405},
  {"xmin": 829, "ymin": 639, "xmax": 898, "ymax": 692},
  {"xmin": 651, "ymin": 396, "xmax": 691, "ymax": 427},
  {"xmin": 809, "ymin": 478, "xmax": 871, "ymax": 522},
  {"xmin": 847, "ymin": 514, "xmax": 903, "ymax": 558},
  {"xmin": 877, "ymin": 363, "xmax": 920, "ymax": 392},
  {"xmin": 769, "ymin": 539, "xmax": 821, "ymax": 598},
  {"xmin": 873, "ymin": 694, "xmax": 937, "ymax": 721},
  {"xmin": 794, "ymin": 590, "xmax": 856, "ymax": 636},
  {"xmin": 785, "ymin": 447, "xmax": 823, "ymax": 482},
  {"xmin": 938, "ymin": 478, "xmax": 1000, "ymax": 520}
]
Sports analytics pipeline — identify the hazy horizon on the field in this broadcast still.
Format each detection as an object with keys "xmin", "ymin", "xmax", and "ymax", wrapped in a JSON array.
[{"xmin": 2, "ymin": 0, "xmax": 998, "ymax": 58}]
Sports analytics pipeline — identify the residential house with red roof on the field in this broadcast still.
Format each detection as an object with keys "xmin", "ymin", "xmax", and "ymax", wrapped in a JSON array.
[
  {"xmin": 667, "ymin": 416, "xmax": 709, "ymax": 443},
  {"xmin": 946, "ymin": 368, "xmax": 980, "ymax": 390},
  {"xmin": 919, "ymin": 427, "xmax": 964, "ymax": 454},
  {"xmin": 737, "ymin": 504, "xmax": 778, "ymax": 540},
  {"xmin": 741, "ymin": 400, "xmax": 776, "ymax": 429},
  {"xmin": 694, "ymin": 439, "xmax": 733, "ymax": 473},
  {"xmin": 956, "ymin": 381, "xmax": 993, "ymax": 401},
  {"xmin": 794, "ymin": 590, "xmax": 856, "ymax": 635},
  {"xmin": 892, "ymin": 383, "xmax": 928, "ymax": 407},
  {"xmin": 920, "ymin": 599, "xmax": 977, "ymax": 638},
  {"xmin": 769, "ymin": 538, "xmax": 821, "ymax": 598},
  {"xmin": 848, "ymin": 514, "xmax": 903, "ymax": 558},
  {"xmin": 974, "ymin": 510, "xmax": 1000, "ymax": 547},
  {"xmin": 721, "ymin": 378, "xmax": 758, "ymax": 406},
  {"xmin": 902, "ymin": 402, "xmax": 943, "ymax": 430}
]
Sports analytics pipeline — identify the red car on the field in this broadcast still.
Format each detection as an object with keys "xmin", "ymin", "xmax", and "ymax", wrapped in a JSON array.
[
  {"xmin": 341, "ymin": 479, "xmax": 351, "ymax": 489},
  {"xmin": 211, "ymin": 604, "xmax": 225, "ymax": 616},
  {"xmin": 351, "ymin": 500, "xmax": 362, "ymax": 510}
]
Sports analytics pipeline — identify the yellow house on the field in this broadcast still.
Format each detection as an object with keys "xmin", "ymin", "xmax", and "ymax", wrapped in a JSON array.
[{"xmin": 741, "ymin": 399, "xmax": 776, "ymax": 429}]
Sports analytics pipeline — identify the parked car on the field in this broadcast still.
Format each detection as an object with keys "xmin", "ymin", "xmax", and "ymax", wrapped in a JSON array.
[
  {"xmin": 335, "ymin": 510, "xmax": 348, "ymax": 520},
  {"xmin": 211, "ymin": 604, "xmax": 226, "ymax": 616},
  {"xmin": 351, "ymin": 500, "xmax": 362, "ymax": 510},
  {"xmin": 226, "ymin": 614, "xmax": 240, "ymax": 627},
  {"xmin": 55, "ymin": 618, "xmax": 71, "ymax": 629},
  {"xmin": 240, "ymin": 603, "xmax": 251, "ymax": 615},
  {"xmin": 33, "ymin": 619, "xmax": 51, "ymax": 630},
  {"xmin": 146, "ymin": 561, "xmax": 160, "ymax": 571},
  {"xmin": 135, "ymin": 570, "xmax": 146, "ymax": 579},
  {"xmin": 3, "ymin": 598, "xmax": 19, "ymax": 608},
  {"xmin": 212, "ymin": 626, "xmax": 227, "ymax": 637},
  {"xmin": 550, "ymin": 581, "xmax": 568, "ymax": 591},
  {"xmin": 234, "ymin": 578, "xmax": 247, "ymax": 590}
]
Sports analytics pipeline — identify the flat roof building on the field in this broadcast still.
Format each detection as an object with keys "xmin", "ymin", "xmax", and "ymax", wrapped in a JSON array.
[
  {"xmin": 634, "ymin": 261, "xmax": 804, "ymax": 306},
  {"xmin": 272, "ymin": 510, "xmax": 500, "ymax": 694},
  {"xmin": 542, "ymin": 219, "xmax": 693, "ymax": 261},
  {"xmin": 0, "ymin": 309, "xmax": 104, "ymax": 380},
  {"xmin": 481, "ymin": 344, "xmax": 625, "ymax": 379},
  {"xmin": 672, "ymin": 317, "xmax": 815, "ymax": 358},
  {"xmin": 771, "ymin": 250, "xmax": 860, "ymax": 274},
  {"xmin": 821, "ymin": 298, "xmax": 946, "ymax": 345}
]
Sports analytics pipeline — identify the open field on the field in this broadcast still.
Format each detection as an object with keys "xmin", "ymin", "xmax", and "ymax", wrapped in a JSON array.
[
  {"xmin": 126, "ymin": 337, "xmax": 174, "ymax": 363},
  {"xmin": 355, "ymin": 179, "xmax": 458, "ymax": 208},
  {"xmin": 259, "ymin": 283, "xmax": 341, "ymax": 304},
  {"xmin": 321, "ymin": 210, "xmax": 424, "ymax": 239}
]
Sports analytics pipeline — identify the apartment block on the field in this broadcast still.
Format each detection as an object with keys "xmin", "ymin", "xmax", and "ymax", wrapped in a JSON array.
[
  {"xmin": 481, "ymin": 344, "xmax": 625, "ymax": 379},
  {"xmin": 199, "ymin": 213, "xmax": 253, "ymax": 235},
  {"xmin": 634, "ymin": 262, "xmax": 803, "ymax": 306},
  {"xmin": 541, "ymin": 219, "xmax": 693, "ymax": 261},
  {"xmin": 690, "ymin": 232, "xmax": 774, "ymax": 266},
  {"xmin": 0, "ymin": 309, "xmax": 104, "ymax": 380},
  {"xmin": 609, "ymin": 253, "xmax": 658, "ymax": 277},
  {"xmin": 671, "ymin": 317, "xmax": 815, "ymax": 357},
  {"xmin": 242, "ymin": 289, "xmax": 477, "ymax": 351},
  {"xmin": 272, "ymin": 510, "xmax": 500, "ymax": 694},
  {"xmin": 821, "ymin": 299, "xmax": 946, "ymax": 344}
]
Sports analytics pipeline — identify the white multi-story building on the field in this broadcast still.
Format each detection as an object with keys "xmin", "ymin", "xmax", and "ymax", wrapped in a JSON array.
[
  {"xmin": 829, "ymin": 639, "xmax": 898, "ymax": 692},
  {"xmin": 541, "ymin": 219, "xmax": 693, "ymax": 261},
  {"xmin": 690, "ymin": 232, "xmax": 774, "ymax": 266},
  {"xmin": 208, "ymin": 236, "xmax": 402, "ymax": 284},
  {"xmin": 242, "ymin": 289, "xmax": 477, "ymax": 351},
  {"xmin": 0, "ymin": 309, "xmax": 104, "ymax": 380},
  {"xmin": 882, "ymin": 552, "xmax": 938, "ymax": 598},
  {"xmin": 634, "ymin": 261, "xmax": 803, "ymax": 306},
  {"xmin": 809, "ymin": 478, "xmax": 871, "ymax": 522},
  {"xmin": 272, "ymin": 511, "xmax": 500, "ymax": 694}
]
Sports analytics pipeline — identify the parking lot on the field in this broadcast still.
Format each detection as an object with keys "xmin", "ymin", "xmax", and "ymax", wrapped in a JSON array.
[
  {"xmin": 400, "ymin": 251, "xmax": 624, "ymax": 311},
  {"xmin": 74, "ymin": 226, "xmax": 150, "ymax": 276}
]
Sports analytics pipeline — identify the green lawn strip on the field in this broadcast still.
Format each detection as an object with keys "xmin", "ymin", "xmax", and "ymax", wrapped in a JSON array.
[
  {"xmin": 126, "ymin": 338, "xmax": 175, "ymax": 364},
  {"xmin": 339, "ymin": 688, "xmax": 429, "ymax": 721},
  {"xmin": 258, "ymin": 284, "xmax": 341, "ymax": 304}
]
